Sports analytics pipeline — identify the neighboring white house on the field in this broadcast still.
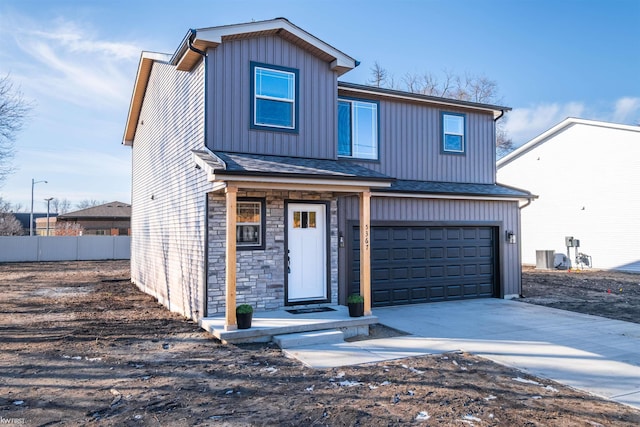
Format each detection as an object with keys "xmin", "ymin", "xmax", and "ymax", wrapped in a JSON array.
[{"xmin": 497, "ymin": 118, "xmax": 640, "ymax": 272}]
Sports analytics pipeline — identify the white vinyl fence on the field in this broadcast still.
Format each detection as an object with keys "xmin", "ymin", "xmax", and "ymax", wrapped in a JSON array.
[{"xmin": 0, "ymin": 236, "xmax": 130, "ymax": 262}]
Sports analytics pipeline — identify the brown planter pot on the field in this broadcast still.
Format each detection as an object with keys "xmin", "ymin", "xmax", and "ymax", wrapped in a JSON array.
[
  {"xmin": 237, "ymin": 312, "xmax": 253, "ymax": 329},
  {"xmin": 348, "ymin": 302, "xmax": 364, "ymax": 317}
]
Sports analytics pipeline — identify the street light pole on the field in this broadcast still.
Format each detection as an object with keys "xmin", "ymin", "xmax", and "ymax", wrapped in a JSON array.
[
  {"xmin": 45, "ymin": 197, "xmax": 54, "ymax": 236},
  {"xmin": 30, "ymin": 178, "xmax": 47, "ymax": 236}
]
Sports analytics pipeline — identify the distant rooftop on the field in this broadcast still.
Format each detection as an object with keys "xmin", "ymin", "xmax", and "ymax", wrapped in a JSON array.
[{"xmin": 58, "ymin": 201, "xmax": 131, "ymax": 219}]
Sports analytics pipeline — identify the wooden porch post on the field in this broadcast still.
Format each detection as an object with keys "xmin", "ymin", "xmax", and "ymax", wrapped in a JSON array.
[
  {"xmin": 225, "ymin": 185, "xmax": 238, "ymax": 330},
  {"xmin": 359, "ymin": 190, "xmax": 372, "ymax": 315}
]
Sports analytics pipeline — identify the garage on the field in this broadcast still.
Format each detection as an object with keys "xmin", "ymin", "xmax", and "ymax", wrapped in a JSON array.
[{"xmin": 350, "ymin": 224, "xmax": 497, "ymax": 307}]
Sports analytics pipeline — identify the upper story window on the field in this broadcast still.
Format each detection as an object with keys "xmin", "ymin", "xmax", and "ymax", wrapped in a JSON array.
[
  {"xmin": 251, "ymin": 62, "xmax": 298, "ymax": 133},
  {"xmin": 442, "ymin": 112, "xmax": 465, "ymax": 154},
  {"xmin": 236, "ymin": 199, "xmax": 266, "ymax": 250},
  {"xmin": 338, "ymin": 98, "xmax": 379, "ymax": 160}
]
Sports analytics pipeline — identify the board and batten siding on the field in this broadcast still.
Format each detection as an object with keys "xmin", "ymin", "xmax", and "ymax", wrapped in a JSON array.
[
  {"xmin": 338, "ymin": 196, "xmax": 522, "ymax": 298},
  {"xmin": 498, "ymin": 122, "xmax": 640, "ymax": 272},
  {"xmin": 207, "ymin": 35, "xmax": 337, "ymax": 159},
  {"xmin": 130, "ymin": 60, "xmax": 208, "ymax": 320},
  {"xmin": 341, "ymin": 96, "xmax": 497, "ymax": 184}
]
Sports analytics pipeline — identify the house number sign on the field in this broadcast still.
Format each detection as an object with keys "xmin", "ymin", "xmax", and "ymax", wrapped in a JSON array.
[{"xmin": 364, "ymin": 224, "xmax": 369, "ymax": 251}]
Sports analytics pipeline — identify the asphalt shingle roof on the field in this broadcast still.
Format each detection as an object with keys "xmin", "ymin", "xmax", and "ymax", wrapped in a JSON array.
[
  {"xmin": 209, "ymin": 151, "xmax": 392, "ymax": 181},
  {"xmin": 58, "ymin": 201, "xmax": 131, "ymax": 219},
  {"xmin": 378, "ymin": 180, "xmax": 533, "ymax": 198}
]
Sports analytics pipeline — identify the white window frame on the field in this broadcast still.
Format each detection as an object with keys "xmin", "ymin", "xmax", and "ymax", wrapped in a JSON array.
[
  {"xmin": 338, "ymin": 98, "xmax": 379, "ymax": 160},
  {"xmin": 253, "ymin": 66, "xmax": 296, "ymax": 130},
  {"xmin": 442, "ymin": 112, "xmax": 466, "ymax": 154}
]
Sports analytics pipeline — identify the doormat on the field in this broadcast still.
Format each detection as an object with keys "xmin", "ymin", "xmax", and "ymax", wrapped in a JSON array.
[{"xmin": 286, "ymin": 307, "xmax": 336, "ymax": 315}]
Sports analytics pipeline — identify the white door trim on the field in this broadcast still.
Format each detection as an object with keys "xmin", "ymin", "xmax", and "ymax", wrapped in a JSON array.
[{"xmin": 286, "ymin": 201, "xmax": 328, "ymax": 304}]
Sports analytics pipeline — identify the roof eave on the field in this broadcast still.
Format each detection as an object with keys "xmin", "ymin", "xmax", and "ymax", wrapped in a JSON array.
[
  {"xmin": 338, "ymin": 82, "xmax": 511, "ymax": 117},
  {"xmin": 122, "ymin": 52, "xmax": 172, "ymax": 146},
  {"xmin": 175, "ymin": 18, "xmax": 357, "ymax": 74}
]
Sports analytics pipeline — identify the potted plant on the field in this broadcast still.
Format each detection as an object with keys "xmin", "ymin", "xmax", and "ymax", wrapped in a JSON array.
[
  {"xmin": 236, "ymin": 304, "xmax": 254, "ymax": 329},
  {"xmin": 347, "ymin": 294, "xmax": 365, "ymax": 317}
]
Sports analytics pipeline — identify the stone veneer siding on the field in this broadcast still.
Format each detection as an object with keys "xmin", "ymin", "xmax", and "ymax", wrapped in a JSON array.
[{"xmin": 207, "ymin": 190, "xmax": 338, "ymax": 315}]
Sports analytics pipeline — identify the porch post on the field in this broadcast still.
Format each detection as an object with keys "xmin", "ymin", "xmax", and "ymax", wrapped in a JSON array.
[
  {"xmin": 359, "ymin": 190, "xmax": 372, "ymax": 315},
  {"xmin": 225, "ymin": 185, "xmax": 238, "ymax": 330}
]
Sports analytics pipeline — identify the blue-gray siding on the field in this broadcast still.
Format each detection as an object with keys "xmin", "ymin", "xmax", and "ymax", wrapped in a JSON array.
[
  {"xmin": 339, "ymin": 96, "xmax": 497, "ymax": 184},
  {"xmin": 338, "ymin": 196, "xmax": 522, "ymax": 298},
  {"xmin": 207, "ymin": 36, "xmax": 337, "ymax": 159}
]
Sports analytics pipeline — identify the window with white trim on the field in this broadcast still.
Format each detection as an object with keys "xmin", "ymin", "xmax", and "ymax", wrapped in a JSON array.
[
  {"xmin": 251, "ymin": 63, "xmax": 298, "ymax": 131},
  {"xmin": 442, "ymin": 112, "xmax": 465, "ymax": 154},
  {"xmin": 338, "ymin": 98, "xmax": 378, "ymax": 160}
]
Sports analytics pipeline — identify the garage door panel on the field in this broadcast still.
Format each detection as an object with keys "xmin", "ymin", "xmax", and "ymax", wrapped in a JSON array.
[
  {"xmin": 446, "ymin": 247, "xmax": 461, "ymax": 258},
  {"xmin": 352, "ymin": 225, "xmax": 496, "ymax": 307},
  {"xmin": 412, "ymin": 248, "xmax": 426, "ymax": 259},
  {"xmin": 392, "ymin": 267, "xmax": 408, "ymax": 280},
  {"xmin": 393, "ymin": 248, "xmax": 409, "ymax": 260},
  {"xmin": 447, "ymin": 229, "xmax": 461, "ymax": 240},
  {"xmin": 393, "ymin": 229, "xmax": 408, "ymax": 240},
  {"xmin": 447, "ymin": 285, "xmax": 462, "ymax": 297},
  {"xmin": 430, "ymin": 248, "xmax": 444, "ymax": 259}
]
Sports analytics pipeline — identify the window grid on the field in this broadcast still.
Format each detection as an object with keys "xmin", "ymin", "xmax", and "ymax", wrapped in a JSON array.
[{"xmin": 253, "ymin": 66, "xmax": 296, "ymax": 130}]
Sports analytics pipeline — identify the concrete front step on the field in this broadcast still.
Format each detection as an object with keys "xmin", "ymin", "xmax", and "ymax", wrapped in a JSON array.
[{"xmin": 274, "ymin": 329, "xmax": 345, "ymax": 349}]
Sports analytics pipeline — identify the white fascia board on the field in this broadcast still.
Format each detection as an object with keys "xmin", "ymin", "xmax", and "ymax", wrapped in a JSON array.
[
  {"xmin": 123, "ymin": 51, "xmax": 172, "ymax": 145},
  {"xmin": 195, "ymin": 19, "xmax": 356, "ymax": 71},
  {"xmin": 497, "ymin": 117, "xmax": 640, "ymax": 168},
  {"xmin": 372, "ymin": 191, "xmax": 524, "ymax": 202},
  {"xmin": 212, "ymin": 174, "xmax": 391, "ymax": 189},
  {"xmin": 141, "ymin": 51, "xmax": 173, "ymax": 62}
]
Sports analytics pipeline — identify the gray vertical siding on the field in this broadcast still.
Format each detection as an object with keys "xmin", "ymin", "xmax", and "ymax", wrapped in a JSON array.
[
  {"xmin": 207, "ymin": 36, "xmax": 337, "ymax": 159},
  {"xmin": 130, "ymin": 60, "xmax": 208, "ymax": 320},
  {"xmin": 338, "ymin": 196, "xmax": 521, "ymax": 299},
  {"xmin": 339, "ymin": 95, "xmax": 497, "ymax": 184}
]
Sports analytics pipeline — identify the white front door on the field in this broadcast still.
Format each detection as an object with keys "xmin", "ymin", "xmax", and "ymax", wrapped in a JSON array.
[{"xmin": 287, "ymin": 203, "xmax": 327, "ymax": 302}]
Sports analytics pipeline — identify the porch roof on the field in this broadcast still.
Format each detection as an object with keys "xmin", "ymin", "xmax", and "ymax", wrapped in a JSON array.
[
  {"xmin": 375, "ymin": 179, "xmax": 535, "ymax": 200},
  {"xmin": 193, "ymin": 150, "xmax": 393, "ymax": 183}
]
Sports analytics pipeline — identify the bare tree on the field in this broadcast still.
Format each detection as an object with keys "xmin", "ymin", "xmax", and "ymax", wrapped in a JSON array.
[
  {"xmin": 55, "ymin": 221, "xmax": 84, "ymax": 236},
  {"xmin": 0, "ymin": 74, "xmax": 32, "ymax": 187},
  {"xmin": 0, "ymin": 197, "xmax": 23, "ymax": 236},
  {"xmin": 368, "ymin": 62, "xmax": 388, "ymax": 88},
  {"xmin": 367, "ymin": 64, "xmax": 511, "ymax": 153},
  {"xmin": 51, "ymin": 198, "xmax": 72, "ymax": 214},
  {"xmin": 76, "ymin": 199, "xmax": 106, "ymax": 209}
]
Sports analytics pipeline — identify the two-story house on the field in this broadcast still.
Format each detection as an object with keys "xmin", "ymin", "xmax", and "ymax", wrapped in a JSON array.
[{"xmin": 123, "ymin": 18, "xmax": 533, "ymax": 335}]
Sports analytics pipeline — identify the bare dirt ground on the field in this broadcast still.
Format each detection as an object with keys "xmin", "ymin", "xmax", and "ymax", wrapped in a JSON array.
[
  {"xmin": 1, "ymin": 261, "xmax": 639, "ymax": 426},
  {"xmin": 521, "ymin": 266, "xmax": 640, "ymax": 324}
]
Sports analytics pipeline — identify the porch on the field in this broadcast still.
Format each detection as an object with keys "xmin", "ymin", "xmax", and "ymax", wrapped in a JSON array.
[{"xmin": 200, "ymin": 305, "xmax": 377, "ymax": 344}]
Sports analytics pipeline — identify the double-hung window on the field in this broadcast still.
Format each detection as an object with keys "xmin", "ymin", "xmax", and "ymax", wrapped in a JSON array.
[
  {"xmin": 442, "ymin": 112, "xmax": 465, "ymax": 154},
  {"xmin": 251, "ymin": 62, "xmax": 298, "ymax": 132},
  {"xmin": 236, "ymin": 199, "xmax": 265, "ymax": 250},
  {"xmin": 338, "ymin": 98, "xmax": 379, "ymax": 160}
]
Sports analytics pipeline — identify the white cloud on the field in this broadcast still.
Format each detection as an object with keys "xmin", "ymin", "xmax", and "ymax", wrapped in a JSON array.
[
  {"xmin": 612, "ymin": 97, "xmax": 640, "ymax": 124},
  {"xmin": 3, "ymin": 15, "xmax": 141, "ymax": 109},
  {"xmin": 505, "ymin": 97, "xmax": 640, "ymax": 146}
]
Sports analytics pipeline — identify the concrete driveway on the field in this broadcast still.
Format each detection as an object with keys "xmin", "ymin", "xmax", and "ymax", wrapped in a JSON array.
[{"xmin": 284, "ymin": 299, "xmax": 640, "ymax": 409}]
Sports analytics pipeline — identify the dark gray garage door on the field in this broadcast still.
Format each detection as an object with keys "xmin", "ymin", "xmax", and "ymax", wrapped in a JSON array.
[{"xmin": 351, "ymin": 225, "xmax": 496, "ymax": 307}]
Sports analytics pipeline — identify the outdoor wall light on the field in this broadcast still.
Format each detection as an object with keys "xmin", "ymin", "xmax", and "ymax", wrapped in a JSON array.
[{"xmin": 506, "ymin": 230, "xmax": 516, "ymax": 244}]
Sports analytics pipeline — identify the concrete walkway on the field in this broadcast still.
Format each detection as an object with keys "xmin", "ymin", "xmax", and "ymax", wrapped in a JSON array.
[{"xmin": 283, "ymin": 299, "xmax": 640, "ymax": 409}]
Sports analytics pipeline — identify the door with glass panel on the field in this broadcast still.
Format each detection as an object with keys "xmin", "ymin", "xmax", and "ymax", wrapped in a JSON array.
[{"xmin": 286, "ymin": 203, "xmax": 327, "ymax": 302}]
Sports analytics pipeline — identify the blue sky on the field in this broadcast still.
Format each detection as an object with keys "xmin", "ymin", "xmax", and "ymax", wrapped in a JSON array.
[{"xmin": 1, "ymin": 0, "xmax": 638, "ymax": 211}]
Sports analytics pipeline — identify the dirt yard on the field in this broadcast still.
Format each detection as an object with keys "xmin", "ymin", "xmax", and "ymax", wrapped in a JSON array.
[
  {"xmin": 1, "ymin": 261, "xmax": 639, "ymax": 426},
  {"xmin": 521, "ymin": 266, "xmax": 640, "ymax": 324}
]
